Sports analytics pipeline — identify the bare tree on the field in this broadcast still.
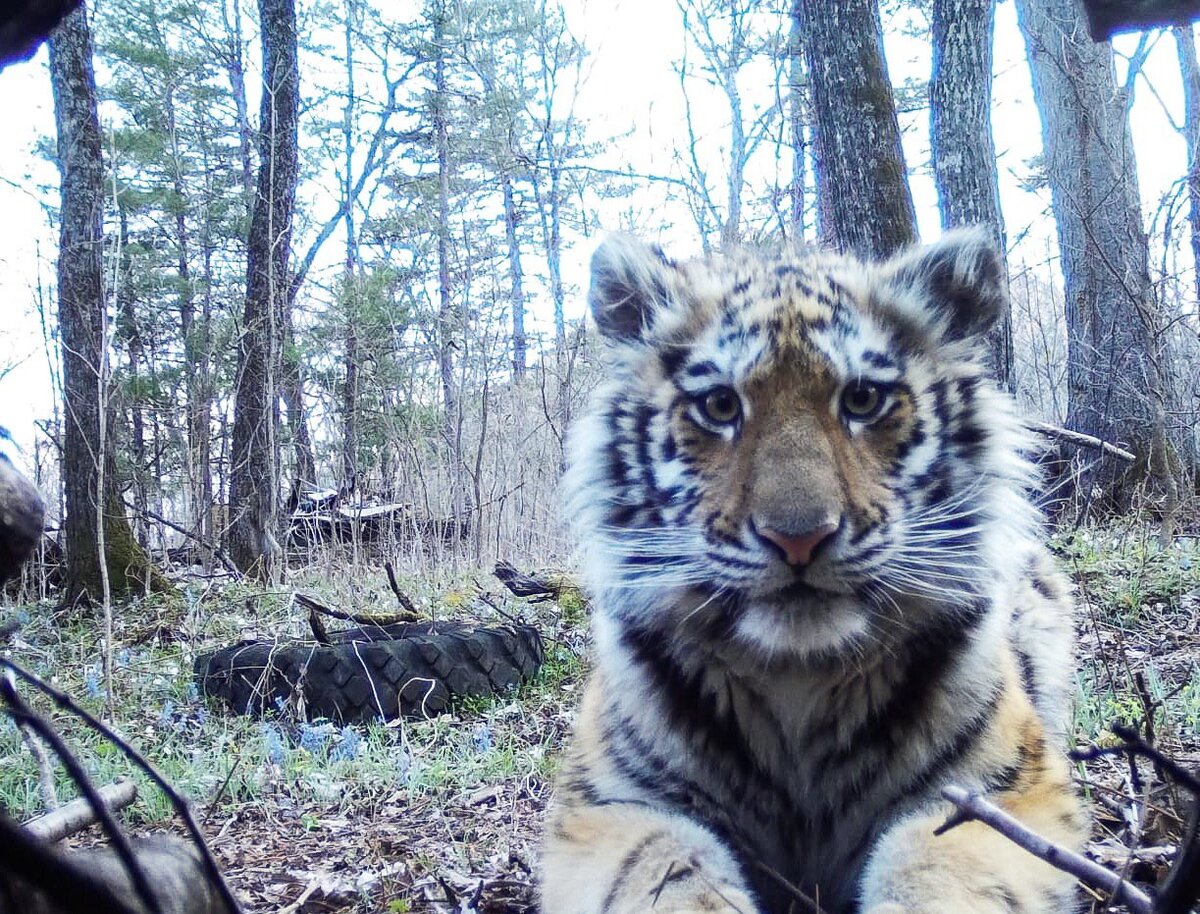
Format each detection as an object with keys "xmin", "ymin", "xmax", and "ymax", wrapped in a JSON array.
[
  {"xmin": 787, "ymin": 0, "xmax": 808, "ymax": 238},
  {"xmin": 931, "ymin": 0, "xmax": 1012, "ymax": 389},
  {"xmin": 227, "ymin": 0, "xmax": 300, "ymax": 577},
  {"xmin": 49, "ymin": 3, "xmax": 161, "ymax": 605},
  {"xmin": 1174, "ymin": 23, "xmax": 1200, "ymax": 304},
  {"xmin": 675, "ymin": 0, "xmax": 781, "ymax": 249},
  {"xmin": 795, "ymin": 0, "xmax": 916, "ymax": 257},
  {"xmin": 1015, "ymin": 0, "xmax": 1178, "ymax": 508}
]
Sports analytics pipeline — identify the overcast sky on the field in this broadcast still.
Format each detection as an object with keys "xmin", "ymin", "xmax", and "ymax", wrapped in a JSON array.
[{"xmin": 0, "ymin": 0, "xmax": 1191, "ymax": 461}]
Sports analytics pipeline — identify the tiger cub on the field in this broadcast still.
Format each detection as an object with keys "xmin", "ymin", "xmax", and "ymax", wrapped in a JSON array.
[{"xmin": 541, "ymin": 231, "xmax": 1085, "ymax": 914}]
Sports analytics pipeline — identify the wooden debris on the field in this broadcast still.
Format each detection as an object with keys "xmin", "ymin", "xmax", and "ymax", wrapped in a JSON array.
[
  {"xmin": 294, "ymin": 592, "xmax": 422, "ymax": 627},
  {"xmin": 23, "ymin": 780, "xmax": 138, "ymax": 843}
]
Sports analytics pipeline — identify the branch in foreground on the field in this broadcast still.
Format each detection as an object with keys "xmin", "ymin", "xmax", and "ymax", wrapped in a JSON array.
[
  {"xmin": 1026, "ymin": 421, "xmax": 1137, "ymax": 463},
  {"xmin": 0, "ymin": 674, "xmax": 162, "ymax": 914},
  {"xmin": 938, "ymin": 785, "xmax": 1154, "ymax": 914},
  {"xmin": 0, "ymin": 659, "xmax": 242, "ymax": 914}
]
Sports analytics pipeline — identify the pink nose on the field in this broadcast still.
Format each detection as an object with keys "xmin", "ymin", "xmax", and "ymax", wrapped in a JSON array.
[{"xmin": 757, "ymin": 522, "xmax": 839, "ymax": 566}]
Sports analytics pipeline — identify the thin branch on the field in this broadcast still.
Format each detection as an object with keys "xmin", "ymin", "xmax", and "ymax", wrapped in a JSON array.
[
  {"xmin": 1026, "ymin": 420, "xmax": 1137, "ymax": 462},
  {"xmin": 938, "ymin": 785, "xmax": 1154, "ymax": 914},
  {"xmin": 134, "ymin": 504, "xmax": 241, "ymax": 577}
]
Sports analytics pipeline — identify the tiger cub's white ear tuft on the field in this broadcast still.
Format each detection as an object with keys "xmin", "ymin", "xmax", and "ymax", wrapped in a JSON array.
[
  {"xmin": 588, "ymin": 233, "xmax": 677, "ymax": 343},
  {"xmin": 881, "ymin": 228, "xmax": 1007, "ymax": 345}
]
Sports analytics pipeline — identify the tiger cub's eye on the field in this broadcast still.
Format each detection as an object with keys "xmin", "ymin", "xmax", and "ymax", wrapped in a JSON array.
[
  {"xmin": 699, "ymin": 387, "xmax": 742, "ymax": 425},
  {"xmin": 840, "ymin": 381, "xmax": 886, "ymax": 421}
]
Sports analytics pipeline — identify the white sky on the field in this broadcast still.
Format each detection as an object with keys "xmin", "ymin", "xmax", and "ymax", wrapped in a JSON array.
[{"xmin": 0, "ymin": 0, "xmax": 1192, "ymax": 463}]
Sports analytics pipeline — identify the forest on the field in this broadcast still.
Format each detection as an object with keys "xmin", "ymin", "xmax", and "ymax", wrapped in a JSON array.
[{"xmin": 0, "ymin": 0, "xmax": 1199, "ymax": 911}]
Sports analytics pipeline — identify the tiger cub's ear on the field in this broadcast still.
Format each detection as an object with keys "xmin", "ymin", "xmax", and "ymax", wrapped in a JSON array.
[
  {"xmin": 880, "ymin": 228, "xmax": 1007, "ymax": 345},
  {"xmin": 588, "ymin": 233, "xmax": 678, "ymax": 343}
]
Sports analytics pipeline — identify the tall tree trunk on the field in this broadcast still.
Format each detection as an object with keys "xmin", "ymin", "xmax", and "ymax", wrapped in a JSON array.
[
  {"xmin": 787, "ymin": 0, "xmax": 808, "ymax": 239},
  {"xmin": 49, "ymin": 5, "xmax": 162, "ymax": 606},
  {"xmin": 1174, "ymin": 24, "xmax": 1200, "ymax": 305},
  {"xmin": 930, "ymin": 0, "xmax": 1013, "ymax": 389},
  {"xmin": 1015, "ymin": 0, "xmax": 1174, "ymax": 508},
  {"xmin": 432, "ymin": 0, "xmax": 463, "ymax": 520},
  {"xmin": 228, "ymin": 0, "xmax": 299, "ymax": 577},
  {"xmin": 193, "ymin": 124, "xmax": 217, "ymax": 568},
  {"xmin": 795, "ymin": 0, "xmax": 916, "ymax": 258},
  {"xmin": 115, "ymin": 207, "xmax": 148, "ymax": 545},
  {"xmin": 341, "ymin": 0, "xmax": 359, "ymax": 488},
  {"xmin": 222, "ymin": 0, "xmax": 255, "ymax": 203},
  {"xmin": 502, "ymin": 170, "xmax": 527, "ymax": 379}
]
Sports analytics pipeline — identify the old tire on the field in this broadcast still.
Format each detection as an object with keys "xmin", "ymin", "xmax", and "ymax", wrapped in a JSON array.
[{"xmin": 193, "ymin": 623, "xmax": 544, "ymax": 722}]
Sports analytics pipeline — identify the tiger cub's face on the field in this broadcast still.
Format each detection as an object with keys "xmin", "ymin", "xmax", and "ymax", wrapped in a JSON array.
[{"xmin": 564, "ymin": 231, "xmax": 1034, "ymax": 658}]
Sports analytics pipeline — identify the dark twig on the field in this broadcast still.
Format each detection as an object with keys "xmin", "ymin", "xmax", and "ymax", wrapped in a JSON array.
[
  {"xmin": 0, "ymin": 674, "xmax": 162, "ymax": 914},
  {"xmin": 938, "ymin": 785, "xmax": 1154, "ymax": 914},
  {"xmin": 306, "ymin": 609, "xmax": 331, "ymax": 644},
  {"xmin": 383, "ymin": 562, "xmax": 419, "ymax": 616},
  {"xmin": 135, "ymin": 505, "xmax": 240, "ymax": 577},
  {"xmin": 0, "ymin": 658, "xmax": 242, "ymax": 914},
  {"xmin": 1071, "ymin": 724, "xmax": 1200, "ymax": 795},
  {"xmin": 751, "ymin": 860, "xmax": 823, "ymax": 914},
  {"xmin": 1157, "ymin": 796, "xmax": 1200, "ymax": 914}
]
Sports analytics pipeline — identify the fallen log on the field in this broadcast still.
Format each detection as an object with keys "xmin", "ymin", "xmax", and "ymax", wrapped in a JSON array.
[{"xmin": 23, "ymin": 779, "xmax": 138, "ymax": 842}]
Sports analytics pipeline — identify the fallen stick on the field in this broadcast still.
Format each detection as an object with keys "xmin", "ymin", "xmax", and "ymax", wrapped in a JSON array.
[
  {"xmin": 383, "ymin": 562, "xmax": 420, "ymax": 616},
  {"xmin": 23, "ymin": 780, "xmax": 138, "ymax": 842},
  {"xmin": 294, "ymin": 592, "xmax": 420, "ymax": 627},
  {"xmin": 1026, "ymin": 421, "xmax": 1137, "ymax": 463},
  {"xmin": 938, "ymin": 785, "xmax": 1154, "ymax": 914}
]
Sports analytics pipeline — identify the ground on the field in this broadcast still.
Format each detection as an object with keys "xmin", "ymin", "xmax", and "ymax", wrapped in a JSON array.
[{"xmin": 1, "ymin": 526, "xmax": 1198, "ymax": 913}]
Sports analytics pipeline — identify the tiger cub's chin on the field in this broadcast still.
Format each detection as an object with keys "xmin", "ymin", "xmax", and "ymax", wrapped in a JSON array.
[{"xmin": 543, "ymin": 231, "xmax": 1084, "ymax": 914}]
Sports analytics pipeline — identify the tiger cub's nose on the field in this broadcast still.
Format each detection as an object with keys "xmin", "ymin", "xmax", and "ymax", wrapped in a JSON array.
[{"xmin": 755, "ymin": 520, "xmax": 839, "ymax": 567}]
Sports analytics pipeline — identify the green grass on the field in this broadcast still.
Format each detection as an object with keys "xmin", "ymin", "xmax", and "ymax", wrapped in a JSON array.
[
  {"xmin": 0, "ymin": 566, "xmax": 586, "ymax": 826},
  {"xmin": 1053, "ymin": 527, "xmax": 1200, "ymax": 626},
  {"xmin": 1061, "ymin": 525, "xmax": 1200, "ymax": 752}
]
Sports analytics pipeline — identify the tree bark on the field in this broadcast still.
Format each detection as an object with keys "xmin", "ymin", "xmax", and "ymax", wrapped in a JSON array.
[
  {"xmin": 432, "ymin": 0, "xmax": 464, "ymax": 520},
  {"xmin": 1175, "ymin": 24, "xmax": 1200, "ymax": 306},
  {"xmin": 49, "ymin": 5, "xmax": 163, "ymax": 605},
  {"xmin": 931, "ymin": 0, "xmax": 1013, "ymax": 389},
  {"xmin": 227, "ymin": 0, "xmax": 299, "ymax": 577},
  {"xmin": 787, "ymin": 0, "xmax": 808, "ymax": 239},
  {"xmin": 502, "ymin": 170, "xmax": 527, "ymax": 378},
  {"xmin": 1015, "ymin": 0, "xmax": 1175, "ymax": 508},
  {"xmin": 795, "ymin": 0, "xmax": 917, "ymax": 258},
  {"xmin": 341, "ymin": 0, "xmax": 359, "ymax": 487}
]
